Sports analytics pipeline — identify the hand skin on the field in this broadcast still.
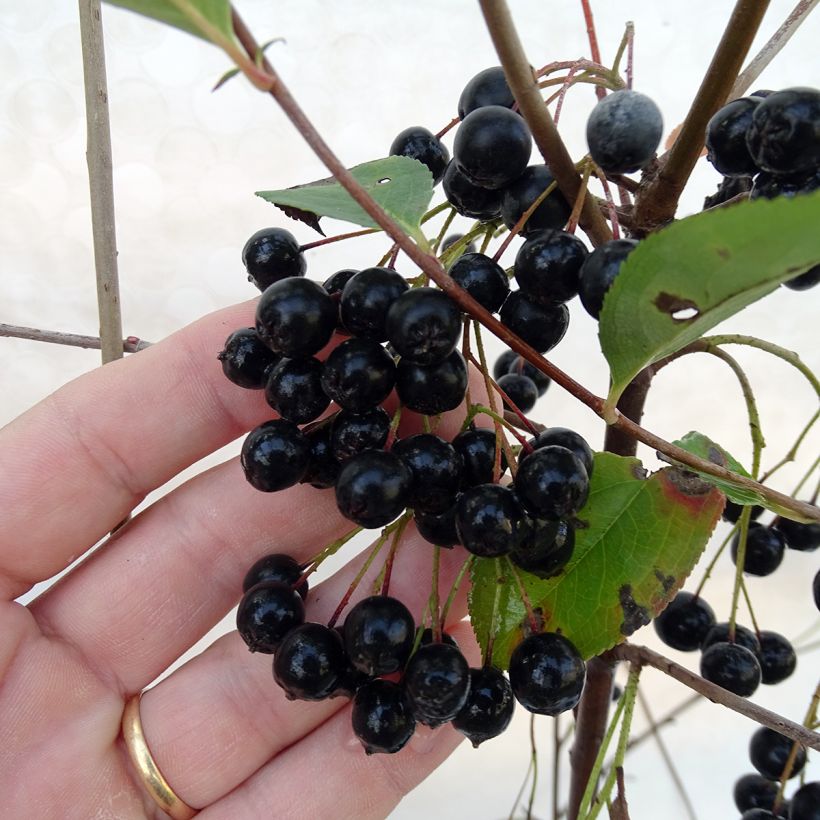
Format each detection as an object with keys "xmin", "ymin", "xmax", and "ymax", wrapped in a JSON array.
[{"xmin": 0, "ymin": 301, "xmax": 483, "ymax": 819}]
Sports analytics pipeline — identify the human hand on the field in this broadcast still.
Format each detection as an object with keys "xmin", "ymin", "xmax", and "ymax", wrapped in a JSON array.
[{"xmin": 0, "ymin": 301, "xmax": 479, "ymax": 819}]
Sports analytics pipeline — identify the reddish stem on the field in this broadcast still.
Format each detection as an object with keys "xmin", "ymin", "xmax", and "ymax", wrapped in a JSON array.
[
  {"xmin": 580, "ymin": 0, "xmax": 606, "ymax": 100},
  {"xmin": 300, "ymin": 226, "xmax": 376, "ymax": 251}
]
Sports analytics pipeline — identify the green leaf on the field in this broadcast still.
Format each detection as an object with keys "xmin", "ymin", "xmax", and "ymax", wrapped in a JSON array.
[
  {"xmin": 256, "ymin": 156, "xmax": 434, "ymax": 237},
  {"xmin": 104, "ymin": 0, "xmax": 234, "ymax": 44},
  {"xmin": 601, "ymin": 192, "xmax": 820, "ymax": 411},
  {"xmin": 468, "ymin": 452, "xmax": 723, "ymax": 668}
]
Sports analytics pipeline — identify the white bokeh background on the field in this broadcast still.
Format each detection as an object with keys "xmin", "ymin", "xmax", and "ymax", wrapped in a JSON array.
[{"xmin": 1, "ymin": 1, "xmax": 818, "ymax": 818}]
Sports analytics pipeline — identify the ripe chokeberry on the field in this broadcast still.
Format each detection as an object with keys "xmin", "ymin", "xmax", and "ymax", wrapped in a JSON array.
[
  {"xmin": 749, "ymin": 726, "xmax": 807, "ymax": 780},
  {"xmin": 392, "ymin": 433, "xmax": 463, "ymax": 514},
  {"xmin": 255, "ymin": 276, "xmax": 337, "ymax": 360},
  {"xmin": 242, "ymin": 227, "xmax": 305, "ymax": 291},
  {"xmin": 758, "ymin": 630, "xmax": 797, "ymax": 685},
  {"xmin": 499, "ymin": 291, "xmax": 569, "ymax": 353},
  {"xmin": 506, "ymin": 356, "xmax": 551, "ymax": 396},
  {"xmin": 510, "ymin": 517, "xmax": 575, "ymax": 579},
  {"xmin": 339, "ymin": 266, "xmax": 409, "ymax": 340},
  {"xmin": 814, "ymin": 568, "xmax": 820, "ymax": 611},
  {"xmin": 513, "ymin": 229, "xmax": 588, "ymax": 305},
  {"xmin": 218, "ymin": 328, "xmax": 280, "ymax": 390},
  {"xmin": 731, "ymin": 522, "xmax": 786, "ymax": 576},
  {"xmin": 352, "ymin": 679, "xmax": 416, "ymax": 755},
  {"xmin": 454, "ymin": 105, "xmax": 532, "ymax": 189},
  {"xmin": 455, "ymin": 483, "xmax": 527, "ymax": 557},
  {"xmin": 501, "ymin": 164, "xmax": 572, "ymax": 236},
  {"xmin": 322, "ymin": 268, "xmax": 359, "ymax": 298},
  {"xmin": 242, "ymin": 553, "xmax": 308, "ymax": 598},
  {"xmin": 705, "ymin": 96, "xmax": 762, "ymax": 177},
  {"xmin": 273, "ymin": 622, "xmax": 347, "ymax": 700},
  {"xmin": 404, "ymin": 642, "xmax": 471, "ymax": 726},
  {"xmin": 751, "ymin": 167, "xmax": 820, "ymax": 201},
  {"xmin": 441, "ymin": 233, "xmax": 477, "ymax": 255},
  {"xmin": 702, "ymin": 622, "xmax": 761, "ymax": 658},
  {"xmin": 320, "ymin": 337, "xmax": 396, "ymax": 413},
  {"xmin": 301, "ymin": 422, "xmax": 341, "ymax": 489},
  {"xmin": 343, "ymin": 595, "xmax": 415, "ymax": 676},
  {"xmin": 335, "ymin": 450, "xmax": 412, "ymax": 529},
  {"xmin": 389, "ymin": 126, "xmax": 450, "ymax": 185},
  {"xmin": 578, "ymin": 238, "xmax": 639, "ymax": 319},
  {"xmin": 236, "ymin": 581, "xmax": 305, "ymax": 654},
  {"xmin": 395, "ymin": 349, "xmax": 468, "ymax": 415},
  {"xmin": 452, "ymin": 666, "xmax": 516, "ymax": 747},
  {"xmin": 458, "ymin": 66, "xmax": 515, "ymax": 119},
  {"xmin": 723, "ymin": 500, "xmax": 764, "ymax": 523},
  {"xmin": 452, "ymin": 427, "xmax": 507, "ymax": 486},
  {"xmin": 449, "ymin": 252, "xmax": 510, "ymax": 313},
  {"xmin": 497, "ymin": 373, "xmax": 538, "ymax": 413},
  {"xmin": 264, "ymin": 356, "xmax": 330, "ymax": 424},
  {"xmin": 514, "ymin": 445, "xmax": 590, "ymax": 520},
  {"xmin": 386, "ymin": 287, "xmax": 462, "ymax": 365},
  {"xmin": 783, "ymin": 264, "xmax": 820, "ymax": 291},
  {"xmin": 734, "ymin": 773, "xmax": 780, "ymax": 813},
  {"xmin": 508, "ymin": 631, "xmax": 586, "ymax": 715},
  {"xmin": 442, "ymin": 160, "xmax": 504, "ymax": 221},
  {"xmin": 790, "ymin": 782, "xmax": 820, "ymax": 820},
  {"xmin": 414, "ymin": 504, "xmax": 460, "ymax": 548},
  {"xmin": 329, "ymin": 406, "xmax": 390, "ymax": 463},
  {"xmin": 493, "ymin": 348, "xmax": 519, "ymax": 381},
  {"xmin": 699, "ymin": 641, "xmax": 761, "ymax": 697},
  {"xmin": 775, "ymin": 513, "xmax": 820, "ymax": 552},
  {"xmin": 241, "ymin": 420, "xmax": 310, "ymax": 492},
  {"xmin": 528, "ymin": 427, "xmax": 594, "ymax": 477},
  {"xmin": 586, "ymin": 89, "xmax": 663, "ymax": 174},
  {"xmin": 652, "ymin": 591, "xmax": 715, "ymax": 652}
]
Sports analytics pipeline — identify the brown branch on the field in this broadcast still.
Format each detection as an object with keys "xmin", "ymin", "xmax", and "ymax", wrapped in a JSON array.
[
  {"xmin": 78, "ymin": 0, "xmax": 123, "ymax": 365},
  {"xmin": 477, "ymin": 0, "xmax": 612, "ymax": 247},
  {"xmin": 633, "ymin": 0, "xmax": 770, "ymax": 234},
  {"xmin": 0, "ymin": 323, "xmax": 151, "ymax": 353},
  {"xmin": 611, "ymin": 642, "xmax": 820, "ymax": 751}
]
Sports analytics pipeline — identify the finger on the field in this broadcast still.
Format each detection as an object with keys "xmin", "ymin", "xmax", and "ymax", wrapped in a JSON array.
[
  {"xmin": 0, "ymin": 299, "xmax": 272, "ymax": 597},
  {"xmin": 202, "ymin": 620, "xmax": 479, "ymax": 820},
  {"xmin": 133, "ymin": 528, "xmax": 471, "ymax": 809}
]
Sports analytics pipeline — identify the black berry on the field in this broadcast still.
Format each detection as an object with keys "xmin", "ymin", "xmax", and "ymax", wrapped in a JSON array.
[
  {"xmin": 330, "ymin": 406, "xmax": 391, "ymax": 463},
  {"xmin": 322, "ymin": 268, "xmax": 359, "ymax": 298},
  {"xmin": 242, "ymin": 553, "xmax": 308, "ymax": 598},
  {"xmin": 578, "ymin": 238, "xmax": 639, "ymax": 319},
  {"xmin": 236, "ymin": 581, "xmax": 305, "ymax": 653},
  {"xmin": 343, "ymin": 595, "xmax": 415, "ymax": 676},
  {"xmin": 242, "ymin": 227, "xmax": 305, "ymax": 291},
  {"xmin": 514, "ymin": 445, "xmax": 590, "ymax": 520},
  {"xmin": 273, "ymin": 622, "xmax": 347, "ymax": 700},
  {"xmin": 775, "ymin": 513, "xmax": 820, "ymax": 552},
  {"xmin": 528, "ymin": 427, "xmax": 594, "ymax": 477},
  {"xmin": 702, "ymin": 622, "xmax": 761, "ymax": 658},
  {"xmin": 453, "ymin": 427, "xmax": 507, "ymax": 486},
  {"xmin": 352, "ymin": 679, "xmax": 416, "ymax": 755},
  {"xmin": 339, "ymin": 267, "xmax": 409, "ymax": 340},
  {"xmin": 395, "ymin": 349, "xmax": 468, "ymax": 415},
  {"xmin": 723, "ymin": 501, "xmax": 764, "ymax": 523},
  {"xmin": 731, "ymin": 522, "xmax": 786, "ymax": 576},
  {"xmin": 749, "ymin": 726, "xmax": 807, "ymax": 780},
  {"xmin": 501, "ymin": 165, "xmax": 572, "ymax": 236},
  {"xmin": 265, "ymin": 356, "xmax": 330, "ymax": 425},
  {"xmin": 790, "ymin": 782, "xmax": 820, "ymax": 820},
  {"xmin": 458, "ymin": 66, "xmax": 515, "ymax": 119},
  {"xmin": 393, "ymin": 433, "xmax": 463, "ymax": 514},
  {"xmin": 320, "ymin": 338, "xmax": 396, "ymax": 413},
  {"xmin": 652, "ymin": 591, "xmax": 715, "ymax": 652},
  {"xmin": 705, "ymin": 96, "xmax": 762, "ymax": 177},
  {"xmin": 452, "ymin": 666, "xmax": 515, "ymax": 747},
  {"xmin": 404, "ymin": 642, "xmax": 471, "ymax": 726},
  {"xmin": 758, "ymin": 630, "xmax": 797, "ymax": 685},
  {"xmin": 514, "ymin": 229, "xmax": 588, "ymax": 305},
  {"xmin": 414, "ymin": 504, "xmax": 460, "ymax": 548},
  {"xmin": 455, "ymin": 483, "xmax": 527, "ymax": 557},
  {"xmin": 700, "ymin": 641, "xmax": 761, "ymax": 696},
  {"xmin": 443, "ymin": 160, "xmax": 504, "ymax": 221},
  {"xmin": 734, "ymin": 773, "xmax": 780, "ymax": 813},
  {"xmin": 386, "ymin": 287, "xmax": 462, "ymax": 365},
  {"xmin": 499, "ymin": 291, "xmax": 569, "ymax": 353},
  {"xmin": 390, "ymin": 126, "xmax": 450, "ymax": 185},
  {"xmin": 301, "ymin": 421, "xmax": 341, "ymax": 489},
  {"xmin": 493, "ymin": 349, "xmax": 519, "ymax": 381},
  {"xmin": 497, "ymin": 373, "xmax": 538, "ymax": 413},
  {"xmin": 335, "ymin": 450, "xmax": 412, "ymax": 529},
  {"xmin": 511, "ymin": 517, "xmax": 575, "ymax": 579},
  {"xmin": 449, "ymin": 252, "xmax": 510, "ymax": 313},
  {"xmin": 218, "ymin": 328, "xmax": 279, "ymax": 390},
  {"xmin": 241, "ymin": 420, "xmax": 310, "ymax": 492}
]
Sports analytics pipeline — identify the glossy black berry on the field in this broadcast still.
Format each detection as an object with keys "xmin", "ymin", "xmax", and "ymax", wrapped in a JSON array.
[
  {"xmin": 528, "ymin": 427, "xmax": 594, "ymax": 477},
  {"xmin": 300, "ymin": 421, "xmax": 341, "ymax": 489},
  {"xmin": 506, "ymin": 356, "xmax": 551, "ymax": 396},
  {"xmin": 734, "ymin": 773, "xmax": 780, "ymax": 813},
  {"xmin": 790, "ymin": 782, "xmax": 820, "ymax": 820},
  {"xmin": 449, "ymin": 252, "xmax": 510, "ymax": 313},
  {"xmin": 501, "ymin": 165, "xmax": 572, "ymax": 236},
  {"xmin": 454, "ymin": 105, "xmax": 532, "ymax": 189},
  {"xmin": 452, "ymin": 666, "xmax": 515, "ymax": 747},
  {"xmin": 273, "ymin": 622, "xmax": 347, "ymax": 700},
  {"xmin": 330, "ymin": 406, "xmax": 390, "ymax": 463},
  {"xmin": 731, "ymin": 522, "xmax": 786, "ymax": 576},
  {"xmin": 395, "ymin": 349, "xmax": 468, "ymax": 415},
  {"xmin": 335, "ymin": 450, "xmax": 412, "ymax": 529},
  {"xmin": 497, "ymin": 373, "xmax": 538, "ymax": 413},
  {"xmin": 700, "ymin": 641, "xmax": 761, "ymax": 696},
  {"xmin": 456, "ymin": 483, "xmax": 527, "ymax": 557},
  {"xmin": 493, "ymin": 349, "xmax": 518, "ymax": 381},
  {"xmin": 578, "ymin": 238, "xmax": 639, "ymax": 319},
  {"xmin": 352, "ymin": 679, "xmax": 416, "ymax": 755},
  {"xmin": 706, "ymin": 97, "xmax": 762, "ymax": 177},
  {"xmin": 458, "ymin": 66, "xmax": 515, "ymax": 119},
  {"xmin": 393, "ymin": 433, "xmax": 463, "ymax": 514},
  {"xmin": 218, "ymin": 328, "xmax": 279, "ymax": 390},
  {"xmin": 511, "ymin": 517, "xmax": 575, "ymax": 579},
  {"xmin": 343, "ymin": 595, "xmax": 415, "ymax": 676},
  {"xmin": 508, "ymin": 631, "xmax": 586, "ymax": 715},
  {"xmin": 242, "ymin": 227, "xmax": 305, "ymax": 291},
  {"xmin": 784, "ymin": 264, "xmax": 820, "ymax": 291},
  {"xmin": 586, "ymin": 89, "xmax": 663, "ymax": 174},
  {"xmin": 404, "ymin": 642, "xmax": 471, "ymax": 726},
  {"xmin": 242, "ymin": 553, "xmax": 307, "ymax": 598},
  {"xmin": 241, "ymin": 420, "xmax": 310, "ymax": 492},
  {"xmin": 441, "ymin": 233, "xmax": 477, "ymax": 255},
  {"xmin": 320, "ymin": 338, "xmax": 396, "ymax": 413},
  {"xmin": 236, "ymin": 581, "xmax": 305, "ymax": 654},
  {"xmin": 339, "ymin": 267, "xmax": 409, "ymax": 340},
  {"xmin": 775, "ymin": 513, "xmax": 820, "ymax": 552},
  {"xmin": 452, "ymin": 427, "xmax": 507, "ymax": 486},
  {"xmin": 386, "ymin": 287, "xmax": 462, "ymax": 365},
  {"xmin": 758, "ymin": 630, "xmax": 797, "ymax": 685},
  {"xmin": 442, "ymin": 160, "xmax": 504, "ymax": 221},
  {"xmin": 751, "ymin": 168, "xmax": 820, "ymax": 200},
  {"xmin": 414, "ymin": 504, "xmax": 460, "ymax": 548},
  {"xmin": 390, "ymin": 126, "xmax": 450, "ymax": 185},
  {"xmin": 746, "ymin": 87, "xmax": 820, "ymax": 174},
  {"xmin": 702, "ymin": 622, "xmax": 761, "ymax": 658},
  {"xmin": 723, "ymin": 500, "xmax": 764, "ymax": 523},
  {"xmin": 499, "ymin": 291, "xmax": 569, "ymax": 353},
  {"xmin": 265, "ymin": 357, "xmax": 329, "ymax": 425},
  {"xmin": 514, "ymin": 445, "xmax": 590, "ymax": 520},
  {"xmin": 749, "ymin": 726, "xmax": 807, "ymax": 780},
  {"xmin": 514, "ymin": 229, "xmax": 588, "ymax": 305},
  {"xmin": 322, "ymin": 268, "xmax": 359, "ymax": 298},
  {"xmin": 652, "ymin": 591, "xmax": 715, "ymax": 652}
]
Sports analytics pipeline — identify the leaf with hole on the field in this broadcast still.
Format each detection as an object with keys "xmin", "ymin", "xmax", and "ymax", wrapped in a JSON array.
[
  {"xmin": 257, "ymin": 156, "xmax": 434, "ymax": 238},
  {"xmin": 600, "ymin": 192, "xmax": 820, "ymax": 413},
  {"xmin": 468, "ymin": 452, "xmax": 723, "ymax": 668}
]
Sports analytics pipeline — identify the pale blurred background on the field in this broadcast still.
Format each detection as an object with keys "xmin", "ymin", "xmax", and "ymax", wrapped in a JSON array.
[{"xmin": 1, "ymin": 1, "xmax": 818, "ymax": 817}]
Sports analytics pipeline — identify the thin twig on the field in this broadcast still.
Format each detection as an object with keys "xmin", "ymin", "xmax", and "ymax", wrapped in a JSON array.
[
  {"xmin": 0, "ymin": 323, "xmax": 150, "ymax": 353},
  {"xmin": 78, "ymin": 0, "xmax": 123, "ymax": 365},
  {"xmin": 579, "ymin": 0, "xmax": 606, "ymax": 100}
]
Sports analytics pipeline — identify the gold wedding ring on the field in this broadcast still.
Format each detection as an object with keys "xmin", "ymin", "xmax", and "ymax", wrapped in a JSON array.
[{"xmin": 121, "ymin": 694, "xmax": 197, "ymax": 820}]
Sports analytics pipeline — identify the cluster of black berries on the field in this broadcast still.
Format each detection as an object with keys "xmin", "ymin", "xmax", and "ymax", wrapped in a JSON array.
[
  {"xmin": 705, "ymin": 86, "xmax": 820, "ymax": 291},
  {"xmin": 733, "ymin": 728, "xmax": 818, "ymax": 819}
]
